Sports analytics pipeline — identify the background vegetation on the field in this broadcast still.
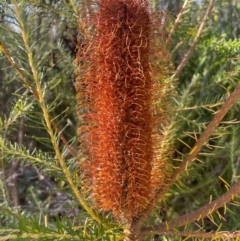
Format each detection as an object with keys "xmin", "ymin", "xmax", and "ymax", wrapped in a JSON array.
[{"xmin": 0, "ymin": 0, "xmax": 240, "ymax": 240}]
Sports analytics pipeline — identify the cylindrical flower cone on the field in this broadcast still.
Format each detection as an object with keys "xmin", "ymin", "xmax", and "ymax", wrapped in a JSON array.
[{"xmin": 76, "ymin": 0, "xmax": 172, "ymax": 222}]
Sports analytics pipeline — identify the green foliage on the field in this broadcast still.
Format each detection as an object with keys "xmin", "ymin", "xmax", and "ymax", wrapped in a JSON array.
[
  {"xmin": 0, "ymin": 0, "xmax": 240, "ymax": 240},
  {"xmin": 166, "ymin": 0, "xmax": 240, "ymax": 238}
]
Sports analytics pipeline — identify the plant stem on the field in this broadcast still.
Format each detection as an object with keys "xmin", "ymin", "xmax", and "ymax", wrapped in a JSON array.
[
  {"xmin": 11, "ymin": 1, "xmax": 101, "ymax": 225},
  {"xmin": 141, "ymin": 230, "xmax": 240, "ymax": 239},
  {"xmin": 132, "ymin": 84, "xmax": 240, "ymax": 240},
  {"xmin": 172, "ymin": 0, "xmax": 215, "ymax": 79},
  {"xmin": 141, "ymin": 177, "xmax": 240, "ymax": 238},
  {"xmin": 165, "ymin": 0, "xmax": 190, "ymax": 48},
  {"xmin": 0, "ymin": 42, "xmax": 77, "ymax": 158},
  {"xmin": 167, "ymin": 84, "xmax": 240, "ymax": 194},
  {"xmin": 0, "ymin": 232, "xmax": 81, "ymax": 241}
]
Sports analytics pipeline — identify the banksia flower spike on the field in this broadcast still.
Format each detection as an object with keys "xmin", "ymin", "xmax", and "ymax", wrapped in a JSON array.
[{"xmin": 75, "ymin": 0, "xmax": 173, "ymax": 222}]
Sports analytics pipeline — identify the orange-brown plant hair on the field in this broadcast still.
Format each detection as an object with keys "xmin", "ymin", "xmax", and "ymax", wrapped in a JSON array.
[{"xmin": 75, "ymin": 0, "xmax": 172, "ymax": 222}]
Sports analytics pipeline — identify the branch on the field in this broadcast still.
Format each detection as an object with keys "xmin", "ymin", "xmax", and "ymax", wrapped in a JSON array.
[
  {"xmin": 172, "ymin": 0, "xmax": 215, "ymax": 79},
  {"xmin": 0, "ymin": 41, "xmax": 77, "ymax": 158},
  {"xmin": 165, "ymin": 0, "xmax": 190, "ymax": 48},
  {"xmin": 164, "ymin": 84, "xmax": 240, "ymax": 195},
  {"xmin": 129, "ymin": 84, "xmax": 240, "ymax": 240},
  {"xmin": 1, "ymin": 39, "xmax": 100, "ymax": 222},
  {"xmin": 142, "ymin": 230, "xmax": 240, "ymax": 239},
  {"xmin": 69, "ymin": 0, "xmax": 78, "ymax": 15},
  {"xmin": 141, "ymin": 178, "xmax": 240, "ymax": 238},
  {"xmin": 0, "ymin": 232, "xmax": 81, "ymax": 241}
]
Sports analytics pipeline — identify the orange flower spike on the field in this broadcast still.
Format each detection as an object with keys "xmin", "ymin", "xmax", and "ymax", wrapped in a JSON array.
[{"xmin": 76, "ymin": 0, "xmax": 172, "ymax": 222}]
